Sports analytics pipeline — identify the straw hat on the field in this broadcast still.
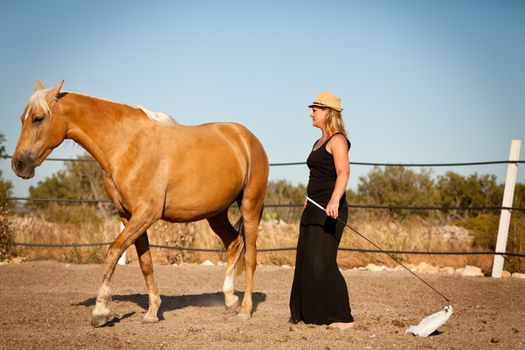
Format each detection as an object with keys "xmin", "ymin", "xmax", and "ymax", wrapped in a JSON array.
[{"xmin": 308, "ymin": 92, "xmax": 343, "ymax": 112}]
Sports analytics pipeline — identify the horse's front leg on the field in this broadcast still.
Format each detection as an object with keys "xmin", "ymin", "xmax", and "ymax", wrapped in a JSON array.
[{"xmin": 91, "ymin": 211, "xmax": 158, "ymax": 327}]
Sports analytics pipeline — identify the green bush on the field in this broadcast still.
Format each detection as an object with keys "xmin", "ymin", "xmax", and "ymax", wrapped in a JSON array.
[
  {"xmin": 456, "ymin": 213, "xmax": 524, "ymax": 273},
  {"xmin": 263, "ymin": 180, "xmax": 306, "ymax": 222},
  {"xmin": 357, "ymin": 166, "xmax": 438, "ymax": 218},
  {"xmin": 0, "ymin": 204, "xmax": 14, "ymax": 260},
  {"xmin": 38, "ymin": 203, "xmax": 105, "ymax": 225},
  {"xmin": 456, "ymin": 214, "xmax": 499, "ymax": 249}
]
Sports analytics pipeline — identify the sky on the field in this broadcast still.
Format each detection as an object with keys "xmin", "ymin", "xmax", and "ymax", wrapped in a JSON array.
[{"xmin": 0, "ymin": 0, "xmax": 524, "ymax": 198}]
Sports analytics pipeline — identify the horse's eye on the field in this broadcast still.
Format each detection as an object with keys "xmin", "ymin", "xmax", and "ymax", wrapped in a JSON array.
[{"xmin": 33, "ymin": 116, "xmax": 45, "ymax": 124}]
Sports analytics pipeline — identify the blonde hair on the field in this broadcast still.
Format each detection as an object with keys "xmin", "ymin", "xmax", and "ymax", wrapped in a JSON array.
[
  {"xmin": 24, "ymin": 88, "xmax": 52, "ymax": 120},
  {"xmin": 325, "ymin": 108, "xmax": 347, "ymax": 136}
]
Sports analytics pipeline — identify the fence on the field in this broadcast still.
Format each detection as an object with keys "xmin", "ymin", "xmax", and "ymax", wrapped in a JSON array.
[{"xmin": 1, "ymin": 140, "xmax": 524, "ymax": 273}]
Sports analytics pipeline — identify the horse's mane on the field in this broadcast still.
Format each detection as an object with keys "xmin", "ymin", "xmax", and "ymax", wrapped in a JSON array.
[
  {"xmin": 138, "ymin": 105, "xmax": 177, "ymax": 127},
  {"xmin": 25, "ymin": 88, "xmax": 51, "ymax": 120},
  {"xmin": 25, "ymin": 89, "xmax": 177, "ymax": 127}
]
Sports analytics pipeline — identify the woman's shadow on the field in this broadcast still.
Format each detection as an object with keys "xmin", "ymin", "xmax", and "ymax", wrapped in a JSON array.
[{"xmin": 73, "ymin": 291, "xmax": 267, "ymax": 326}]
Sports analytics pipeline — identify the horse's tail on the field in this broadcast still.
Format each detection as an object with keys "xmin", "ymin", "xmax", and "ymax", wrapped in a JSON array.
[{"xmin": 227, "ymin": 218, "xmax": 246, "ymax": 275}]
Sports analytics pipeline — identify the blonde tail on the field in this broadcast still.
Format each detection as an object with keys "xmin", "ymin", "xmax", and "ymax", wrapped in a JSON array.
[{"xmin": 227, "ymin": 218, "xmax": 245, "ymax": 276}]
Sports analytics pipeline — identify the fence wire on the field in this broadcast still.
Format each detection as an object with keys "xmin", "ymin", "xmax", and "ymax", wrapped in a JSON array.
[
  {"xmin": 2, "ymin": 240, "xmax": 524, "ymax": 258},
  {"xmin": 2, "ymin": 154, "xmax": 525, "ymax": 167},
  {"xmin": 2, "ymin": 197, "xmax": 525, "ymax": 212},
  {"xmin": 1, "ymin": 154, "xmax": 524, "ymax": 259}
]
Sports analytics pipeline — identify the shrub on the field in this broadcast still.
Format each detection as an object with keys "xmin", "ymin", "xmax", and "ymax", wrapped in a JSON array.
[
  {"xmin": 37, "ymin": 203, "xmax": 105, "ymax": 225},
  {"xmin": 456, "ymin": 213, "xmax": 524, "ymax": 273},
  {"xmin": 0, "ymin": 204, "xmax": 14, "ymax": 260},
  {"xmin": 456, "ymin": 214, "xmax": 499, "ymax": 250}
]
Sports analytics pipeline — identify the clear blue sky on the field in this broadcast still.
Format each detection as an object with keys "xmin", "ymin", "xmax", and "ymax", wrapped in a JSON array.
[{"xmin": 1, "ymin": 0, "xmax": 524, "ymax": 197}]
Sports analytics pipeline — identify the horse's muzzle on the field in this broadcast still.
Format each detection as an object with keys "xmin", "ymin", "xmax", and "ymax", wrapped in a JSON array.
[{"xmin": 12, "ymin": 152, "xmax": 36, "ymax": 179}]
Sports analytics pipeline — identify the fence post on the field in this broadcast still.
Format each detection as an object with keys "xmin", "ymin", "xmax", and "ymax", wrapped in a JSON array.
[
  {"xmin": 492, "ymin": 140, "xmax": 521, "ymax": 278},
  {"xmin": 117, "ymin": 222, "xmax": 127, "ymax": 265}
]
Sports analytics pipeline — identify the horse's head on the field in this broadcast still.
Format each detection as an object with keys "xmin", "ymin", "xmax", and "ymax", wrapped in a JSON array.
[{"xmin": 12, "ymin": 80, "xmax": 66, "ymax": 179}]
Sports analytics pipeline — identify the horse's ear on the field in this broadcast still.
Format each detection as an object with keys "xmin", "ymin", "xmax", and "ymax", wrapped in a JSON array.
[
  {"xmin": 34, "ymin": 80, "xmax": 45, "ymax": 91},
  {"xmin": 47, "ymin": 80, "xmax": 65, "ymax": 100}
]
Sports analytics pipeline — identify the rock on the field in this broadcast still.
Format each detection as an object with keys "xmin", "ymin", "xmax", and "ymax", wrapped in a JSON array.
[
  {"xmin": 281, "ymin": 264, "xmax": 292, "ymax": 269},
  {"xmin": 200, "ymin": 260, "xmax": 215, "ymax": 266},
  {"xmin": 462, "ymin": 265, "xmax": 484, "ymax": 277},
  {"xmin": 511, "ymin": 272, "xmax": 525, "ymax": 279},
  {"xmin": 501, "ymin": 271, "xmax": 511, "ymax": 278},
  {"xmin": 9, "ymin": 257, "xmax": 26, "ymax": 264},
  {"xmin": 490, "ymin": 336, "xmax": 500, "ymax": 343},
  {"xmin": 440, "ymin": 267, "xmax": 455, "ymax": 274},
  {"xmin": 394, "ymin": 264, "xmax": 415, "ymax": 271},
  {"xmin": 430, "ymin": 225, "xmax": 472, "ymax": 242},
  {"xmin": 366, "ymin": 263, "xmax": 387, "ymax": 272},
  {"xmin": 455, "ymin": 268, "xmax": 464, "ymax": 274},
  {"xmin": 415, "ymin": 262, "xmax": 439, "ymax": 273}
]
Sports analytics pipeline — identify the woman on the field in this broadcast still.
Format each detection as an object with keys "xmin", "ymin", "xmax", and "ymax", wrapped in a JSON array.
[{"xmin": 289, "ymin": 92, "xmax": 354, "ymax": 330}]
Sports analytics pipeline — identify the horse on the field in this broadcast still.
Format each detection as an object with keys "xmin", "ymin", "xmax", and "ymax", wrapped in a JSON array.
[{"xmin": 12, "ymin": 80, "xmax": 269, "ymax": 327}]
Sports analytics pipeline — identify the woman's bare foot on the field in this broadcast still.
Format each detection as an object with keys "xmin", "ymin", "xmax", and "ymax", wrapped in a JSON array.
[{"xmin": 328, "ymin": 322, "xmax": 355, "ymax": 330}]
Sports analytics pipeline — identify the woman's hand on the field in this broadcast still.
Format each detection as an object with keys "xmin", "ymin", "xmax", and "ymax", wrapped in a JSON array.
[
  {"xmin": 326, "ymin": 197, "xmax": 339, "ymax": 218},
  {"xmin": 304, "ymin": 198, "xmax": 307, "ymax": 208}
]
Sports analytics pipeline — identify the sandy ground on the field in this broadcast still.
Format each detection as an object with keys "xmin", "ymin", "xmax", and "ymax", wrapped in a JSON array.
[{"xmin": 0, "ymin": 260, "xmax": 524, "ymax": 349}]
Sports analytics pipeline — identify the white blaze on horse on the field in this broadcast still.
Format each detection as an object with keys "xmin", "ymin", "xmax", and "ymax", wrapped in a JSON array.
[{"xmin": 12, "ymin": 80, "xmax": 269, "ymax": 327}]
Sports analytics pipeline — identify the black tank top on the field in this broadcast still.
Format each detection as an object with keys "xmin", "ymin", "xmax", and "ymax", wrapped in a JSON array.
[{"xmin": 306, "ymin": 133, "xmax": 351, "ymax": 206}]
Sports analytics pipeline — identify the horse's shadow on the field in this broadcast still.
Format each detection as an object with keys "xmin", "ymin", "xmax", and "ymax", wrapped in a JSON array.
[{"xmin": 73, "ymin": 291, "xmax": 267, "ymax": 323}]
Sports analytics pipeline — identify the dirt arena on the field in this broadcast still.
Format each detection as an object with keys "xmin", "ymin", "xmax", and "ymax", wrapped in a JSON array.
[{"xmin": 0, "ymin": 260, "xmax": 524, "ymax": 349}]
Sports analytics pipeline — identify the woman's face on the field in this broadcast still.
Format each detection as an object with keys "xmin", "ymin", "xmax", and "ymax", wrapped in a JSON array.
[{"xmin": 310, "ymin": 107, "xmax": 329, "ymax": 129}]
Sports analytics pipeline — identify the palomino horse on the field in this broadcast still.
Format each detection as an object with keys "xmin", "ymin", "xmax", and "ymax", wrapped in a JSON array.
[{"xmin": 12, "ymin": 81, "xmax": 269, "ymax": 327}]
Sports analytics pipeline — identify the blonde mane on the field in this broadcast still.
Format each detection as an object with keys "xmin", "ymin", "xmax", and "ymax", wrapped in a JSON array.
[
  {"xmin": 137, "ymin": 105, "xmax": 177, "ymax": 127},
  {"xmin": 25, "ymin": 88, "xmax": 51, "ymax": 120},
  {"xmin": 24, "ymin": 89, "xmax": 177, "ymax": 127}
]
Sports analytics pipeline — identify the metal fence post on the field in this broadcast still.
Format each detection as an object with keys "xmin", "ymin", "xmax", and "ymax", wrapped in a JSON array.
[
  {"xmin": 492, "ymin": 140, "xmax": 521, "ymax": 277},
  {"xmin": 117, "ymin": 222, "xmax": 127, "ymax": 265}
]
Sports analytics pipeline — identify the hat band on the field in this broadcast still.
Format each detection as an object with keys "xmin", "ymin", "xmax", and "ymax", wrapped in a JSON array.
[{"xmin": 310, "ymin": 102, "xmax": 341, "ymax": 111}]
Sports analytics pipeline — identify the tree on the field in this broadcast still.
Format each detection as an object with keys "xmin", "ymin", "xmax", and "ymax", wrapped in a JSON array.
[
  {"xmin": 29, "ymin": 154, "xmax": 106, "ymax": 201},
  {"xmin": 0, "ymin": 133, "xmax": 13, "ymax": 206},
  {"xmin": 436, "ymin": 172, "xmax": 502, "ymax": 219},
  {"xmin": 357, "ymin": 166, "xmax": 438, "ymax": 216},
  {"xmin": 512, "ymin": 183, "xmax": 525, "ymax": 208},
  {"xmin": 0, "ymin": 169, "xmax": 13, "ymax": 204},
  {"xmin": 28, "ymin": 153, "xmax": 111, "ymax": 220},
  {"xmin": 263, "ymin": 180, "xmax": 306, "ymax": 221},
  {"xmin": 0, "ymin": 132, "xmax": 6, "ymax": 157},
  {"xmin": 0, "ymin": 132, "xmax": 14, "ymax": 258}
]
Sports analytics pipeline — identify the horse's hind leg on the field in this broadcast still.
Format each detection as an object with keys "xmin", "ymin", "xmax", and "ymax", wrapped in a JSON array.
[
  {"xmin": 207, "ymin": 210, "xmax": 243, "ymax": 313},
  {"xmin": 134, "ymin": 231, "xmax": 161, "ymax": 323},
  {"xmin": 238, "ymin": 195, "xmax": 265, "ymax": 320}
]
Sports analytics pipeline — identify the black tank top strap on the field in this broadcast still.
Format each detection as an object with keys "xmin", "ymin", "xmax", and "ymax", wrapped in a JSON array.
[
  {"xmin": 322, "ymin": 133, "xmax": 351, "ymax": 150},
  {"xmin": 312, "ymin": 132, "xmax": 349, "ymax": 151}
]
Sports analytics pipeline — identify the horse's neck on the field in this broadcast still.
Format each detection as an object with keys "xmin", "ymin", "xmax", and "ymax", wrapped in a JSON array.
[{"xmin": 61, "ymin": 93, "xmax": 140, "ymax": 173}]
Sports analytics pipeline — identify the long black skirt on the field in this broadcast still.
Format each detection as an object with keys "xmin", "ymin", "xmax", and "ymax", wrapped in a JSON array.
[{"xmin": 289, "ymin": 202, "xmax": 353, "ymax": 325}]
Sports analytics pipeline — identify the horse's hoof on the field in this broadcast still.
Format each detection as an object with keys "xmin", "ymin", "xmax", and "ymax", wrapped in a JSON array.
[
  {"xmin": 142, "ymin": 315, "xmax": 159, "ymax": 324},
  {"xmin": 142, "ymin": 309, "xmax": 159, "ymax": 323},
  {"xmin": 225, "ymin": 298, "xmax": 240, "ymax": 314},
  {"xmin": 91, "ymin": 312, "xmax": 111, "ymax": 327},
  {"xmin": 236, "ymin": 311, "xmax": 251, "ymax": 320}
]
